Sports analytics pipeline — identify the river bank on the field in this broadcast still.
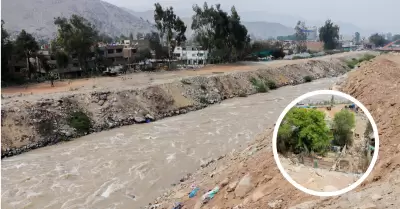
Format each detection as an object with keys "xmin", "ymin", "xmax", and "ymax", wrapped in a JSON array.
[
  {"xmin": 148, "ymin": 53, "xmax": 400, "ymax": 209},
  {"xmin": 1, "ymin": 51, "xmax": 375, "ymax": 158}
]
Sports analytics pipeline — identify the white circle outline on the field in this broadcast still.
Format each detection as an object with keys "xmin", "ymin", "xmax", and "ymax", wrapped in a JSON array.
[{"xmin": 272, "ymin": 90, "xmax": 380, "ymax": 197}]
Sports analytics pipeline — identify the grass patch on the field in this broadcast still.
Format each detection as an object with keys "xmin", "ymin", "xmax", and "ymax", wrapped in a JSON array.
[
  {"xmin": 67, "ymin": 111, "xmax": 91, "ymax": 134},
  {"xmin": 345, "ymin": 54, "xmax": 376, "ymax": 69},
  {"xmin": 304, "ymin": 76, "xmax": 313, "ymax": 83},
  {"xmin": 250, "ymin": 77, "xmax": 268, "ymax": 93}
]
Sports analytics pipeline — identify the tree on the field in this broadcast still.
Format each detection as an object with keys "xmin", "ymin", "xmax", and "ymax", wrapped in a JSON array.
[
  {"xmin": 129, "ymin": 32, "xmax": 134, "ymax": 41},
  {"xmin": 294, "ymin": 21, "xmax": 307, "ymax": 53},
  {"xmin": 53, "ymin": 15, "xmax": 98, "ymax": 73},
  {"xmin": 191, "ymin": 3, "xmax": 250, "ymax": 63},
  {"xmin": 1, "ymin": 20, "xmax": 22, "ymax": 85},
  {"xmin": 369, "ymin": 33, "xmax": 389, "ymax": 47},
  {"xmin": 332, "ymin": 109, "xmax": 356, "ymax": 147},
  {"xmin": 144, "ymin": 32, "xmax": 169, "ymax": 60},
  {"xmin": 154, "ymin": 3, "xmax": 187, "ymax": 57},
  {"xmin": 319, "ymin": 19, "xmax": 340, "ymax": 50},
  {"xmin": 277, "ymin": 108, "xmax": 333, "ymax": 155},
  {"xmin": 14, "ymin": 30, "xmax": 40, "ymax": 79},
  {"xmin": 392, "ymin": 34, "xmax": 400, "ymax": 42},
  {"xmin": 134, "ymin": 48, "xmax": 152, "ymax": 63},
  {"xmin": 354, "ymin": 32, "xmax": 361, "ymax": 45},
  {"xmin": 98, "ymin": 33, "xmax": 113, "ymax": 43},
  {"xmin": 55, "ymin": 51, "xmax": 69, "ymax": 69}
]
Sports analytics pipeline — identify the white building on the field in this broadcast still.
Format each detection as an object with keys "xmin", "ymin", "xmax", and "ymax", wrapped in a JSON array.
[{"xmin": 173, "ymin": 46, "xmax": 208, "ymax": 65}]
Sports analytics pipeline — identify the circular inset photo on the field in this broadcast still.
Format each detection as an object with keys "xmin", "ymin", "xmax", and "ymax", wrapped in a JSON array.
[{"xmin": 272, "ymin": 90, "xmax": 379, "ymax": 197}]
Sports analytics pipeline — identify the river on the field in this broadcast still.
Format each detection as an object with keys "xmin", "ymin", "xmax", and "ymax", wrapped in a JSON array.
[{"xmin": 2, "ymin": 77, "xmax": 340, "ymax": 209}]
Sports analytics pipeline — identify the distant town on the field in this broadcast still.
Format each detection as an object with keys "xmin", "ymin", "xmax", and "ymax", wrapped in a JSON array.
[{"xmin": 1, "ymin": 1, "xmax": 399, "ymax": 87}]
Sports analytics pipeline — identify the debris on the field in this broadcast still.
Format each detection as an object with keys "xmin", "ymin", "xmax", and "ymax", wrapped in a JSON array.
[
  {"xmin": 172, "ymin": 202, "xmax": 183, "ymax": 209},
  {"xmin": 189, "ymin": 187, "xmax": 200, "ymax": 198},
  {"xmin": 201, "ymin": 186, "xmax": 219, "ymax": 204}
]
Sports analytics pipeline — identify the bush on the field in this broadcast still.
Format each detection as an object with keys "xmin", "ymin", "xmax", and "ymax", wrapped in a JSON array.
[
  {"xmin": 266, "ymin": 80, "xmax": 277, "ymax": 90},
  {"xmin": 332, "ymin": 109, "xmax": 356, "ymax": 147},
  {"xmin": 277, "ymin": 108, "xmax": 333, "ymax": 155},
  {"xmin": 292, "ymin": 56, "xmax": 303, "ymax": 60},
  {"xmin": 346, "ymin": 54, "xmax": 376, "ymax": 69},
  {"xmin": 68, "ymin": 111, "xmax": 91, "ymax": 134},
  {"xmin": 199, "ymin": 96, "xmax": 208, "ymax": 104},
  {"xmin": 304, "ymin": 76, "xmax": 313, "ymax": 82},
  {"xmin": 250, "ymin": 77, "xmax": 268, "ymax": 93}
]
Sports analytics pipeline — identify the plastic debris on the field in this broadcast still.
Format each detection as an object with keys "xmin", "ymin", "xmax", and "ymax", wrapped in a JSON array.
[
  {"xmin": 189, "ymin": 187, "xmax": 199, "ymax": 198},
  {"xmin": 201, "ymin": 186, "xmax": 219, "ymax": 204},
  {"xmin": 172, "ymin": 202, "xmax": 183, "ymax": 209}
]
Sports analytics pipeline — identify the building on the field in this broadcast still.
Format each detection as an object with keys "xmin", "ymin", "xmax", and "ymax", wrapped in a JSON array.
[
  {"xmin": 98, "ymin": 40, "xmax": 151, "ymax": 65},
  {"xmin": 173, "ymin": 46, "xmax": 208, "ymax": 65},
  {"xmin": 303, "ymin": 26, "xmax": 318, "ymax": 41}
]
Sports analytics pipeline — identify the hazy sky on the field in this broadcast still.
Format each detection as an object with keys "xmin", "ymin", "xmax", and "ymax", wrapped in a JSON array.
[{"xmin": 104, "ymin": 0, "xmax": 399, "ymax": 33}]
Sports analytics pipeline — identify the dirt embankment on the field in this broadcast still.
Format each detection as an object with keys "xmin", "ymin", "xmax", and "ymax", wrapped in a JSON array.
[
  {"xmin": 1, "ymin": 53, "xmax": 370, "ymax": 158},
  {"xmin": 147, "ymin": 53, "xmax": 400, "ymax": 209}
]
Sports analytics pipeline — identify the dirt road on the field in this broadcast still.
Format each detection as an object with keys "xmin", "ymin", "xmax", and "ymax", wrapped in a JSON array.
[{"xmin": 1, "ymin": 51, "xmax": 368, "ymax": 100}]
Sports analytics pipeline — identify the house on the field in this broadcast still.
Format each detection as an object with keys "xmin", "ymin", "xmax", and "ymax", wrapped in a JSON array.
[{"xmin": 173, "ymin": 46, "xmax": 208, "ymax": 65}]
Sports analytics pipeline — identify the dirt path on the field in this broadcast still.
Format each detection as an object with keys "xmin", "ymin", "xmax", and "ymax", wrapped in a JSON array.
[
  {"xmin": 279, "ymin": 157, "xmax": 360, "ymax": 192},
  {"xmin": 1, "ymin": 51, "xmax": 368, "ymax": 100}
]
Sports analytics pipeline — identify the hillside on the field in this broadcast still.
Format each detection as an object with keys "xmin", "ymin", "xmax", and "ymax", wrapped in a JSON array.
[{"xmin": 1, "ymin": 0, "xmax": 155, "ymax": 40}]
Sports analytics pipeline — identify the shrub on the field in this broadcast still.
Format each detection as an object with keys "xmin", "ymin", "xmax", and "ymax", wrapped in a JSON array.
[
  {"xmin": 68, "ymin": 111, "xmax": 91, "ymax": 134},
  {"xmin": 292, "ymin": 56, "xmax": 303, "ymax": 60},
  {"xmin": 277, "ymin": 108, "xmax": 333, "ymax": 155},
  {"xmin": 250, "ymin": 77, "xmax": 268, "ymax": 93},
  {"xmin": 332, "ymin": 109, "xmax": 356, "ymax": 147},
  {"xmin": 266, "ymin": 80, "xmax": 277, "ymax": 90},
  {"xmin": 199, "ymin": 96, "xmax": 208, "ymax": 104},
  {"xmin": 304, "ymin": 76, "xmax": 313, "ymax": 82},
  {"xmin": 238, "ymin": 91, "xmax": 248, "ymax": 97}
]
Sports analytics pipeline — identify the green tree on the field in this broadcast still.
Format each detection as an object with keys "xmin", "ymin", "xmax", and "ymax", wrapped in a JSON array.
[
  {"xmin": 354, "ymin": 32, "xmax": 361, "ymax": 45},
  {"xmin": 154, "ymin": 3, "xmax": 187, "ymax": 57},
  {"xmin": 191, "ymin": 3, "xmax": 250, "ymax": 63},
  {"xmin": 278, "ymin": 108, "xmax": 333, "ymax": 155},
  {"xmin": 369, "ymin": 33, "xmax": 389, "ymax": 47},
  {"xmin": 144, "ymin": 31, "xmax": 168, "ymax": 59},
  {"xmin": 129, "ymin": 32, "xmax": 134, "ymax": 41},
  {"xmin": 1, "ymin": 20, "xmax": 12, "ymax": 79},
  {"xmin": 134, "ymin": 48, "xmax": 152, "ymax": 63},
  {"xmin": 14, "ymin": 30, "xmax": 40, "ymax": 79},
  {"xmin": 332, "ymin": 109, "xmax": 356, "ymax": 147},
  {"xmin": 319, "ymin": 19, "xmax": 340, "ymax": 50},
  {"xmin": 295, "ymin": 21, "xmax": 307, "ymax": 53},
  {"xmin": 53, "ymin": 15, "xmax": 98, "ymax": 74},
  {"xmin": 55, "ymin": 51, "xmax": 69, "ymax": 69}
]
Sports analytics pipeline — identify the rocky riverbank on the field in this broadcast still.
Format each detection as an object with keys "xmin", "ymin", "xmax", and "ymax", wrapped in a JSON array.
[{"xmin": 1, "ymin": 52, "xmax": 375, "ymax": 158}]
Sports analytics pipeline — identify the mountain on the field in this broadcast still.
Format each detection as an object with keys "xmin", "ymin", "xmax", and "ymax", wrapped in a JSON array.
[
  {"xmin": 1, "ymin": 0, "xmax": 155, "ymax": 40},
  {"xmin": 124, "ymin": 9, "xmax": 294, "ymax": 40}
]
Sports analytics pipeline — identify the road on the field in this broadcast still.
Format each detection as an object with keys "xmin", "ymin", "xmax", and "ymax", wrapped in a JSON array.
[{"xmin": 2, "ymin": 77, "xmax": 340, "ymax": 209}]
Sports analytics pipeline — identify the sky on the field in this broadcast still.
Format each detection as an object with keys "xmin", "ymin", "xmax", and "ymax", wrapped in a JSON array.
[{"xmin": 104, "ymin": 0, "xmax": 400, "ymax": 34}]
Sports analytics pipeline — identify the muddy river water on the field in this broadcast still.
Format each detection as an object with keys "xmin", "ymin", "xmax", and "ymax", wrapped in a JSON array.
[{"xmin": 2, "ymin": 77, "xmax": 340, "ymax": 209}]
